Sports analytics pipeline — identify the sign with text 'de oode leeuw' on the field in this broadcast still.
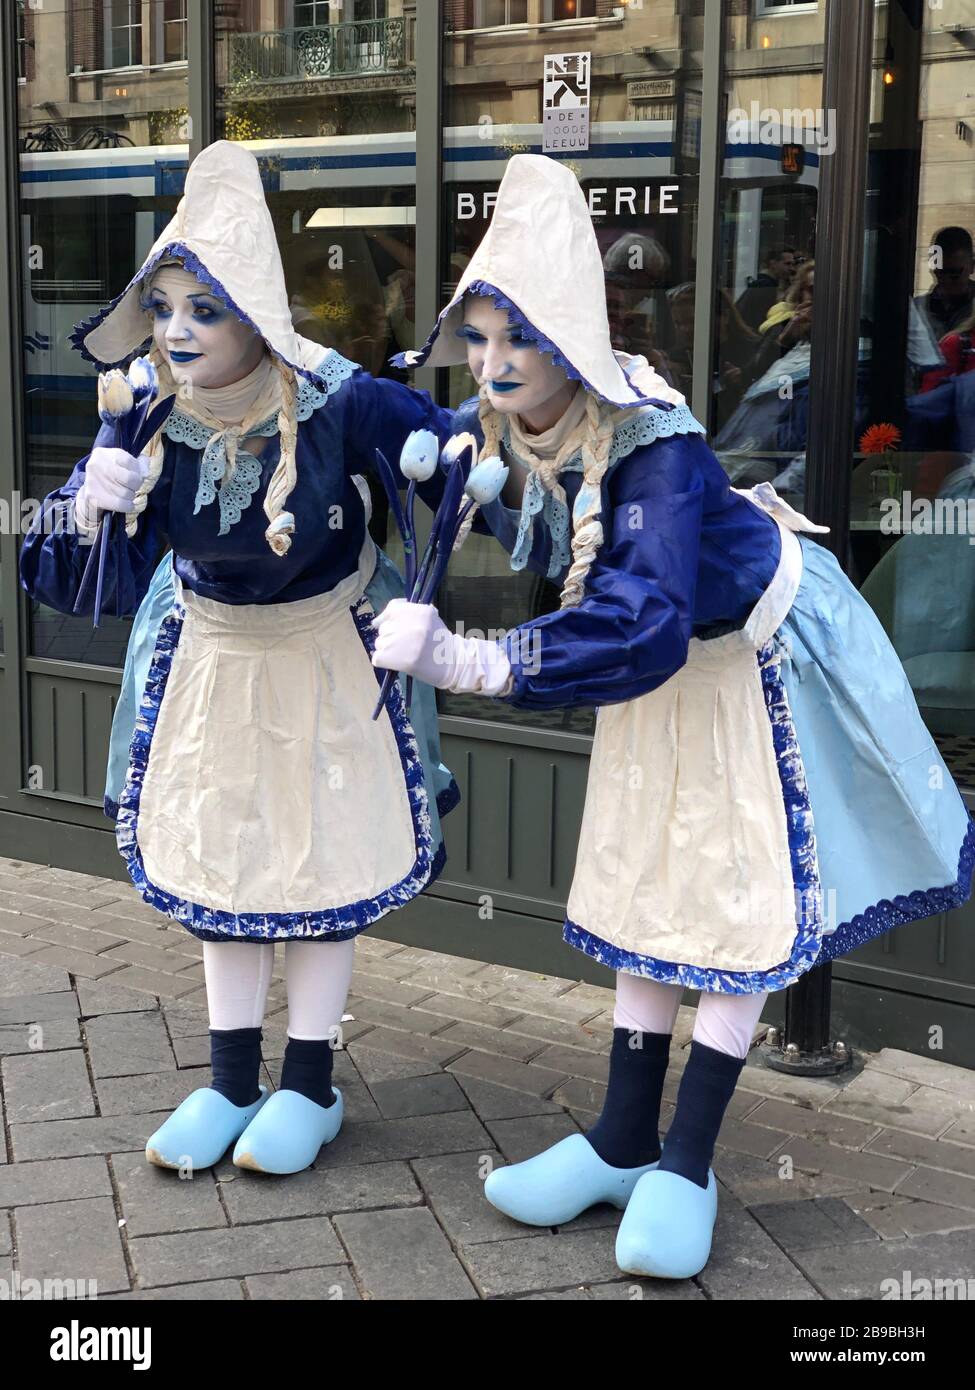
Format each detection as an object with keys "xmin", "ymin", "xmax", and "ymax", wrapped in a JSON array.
[{"xmin": 543, "ymin": 51, "xmax": 591, "ymax": 153}]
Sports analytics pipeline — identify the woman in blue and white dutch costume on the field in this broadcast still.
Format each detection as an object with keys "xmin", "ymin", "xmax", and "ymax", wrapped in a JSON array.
[
  {"xmin": 372, "ymin": 154, "xmax": 975, "ymax": 1280},
  {"xmin": 20, "ymin": 142, "xmax": 460, "ymax": 1177}
]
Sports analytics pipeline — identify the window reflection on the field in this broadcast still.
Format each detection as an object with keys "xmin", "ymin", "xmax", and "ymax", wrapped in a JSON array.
[
  {"xmin": 711, "ymin": 7, "xmax": 822, "ymax": 499},
  {"xmin": 851, "ymin": 3, "xmax": 975, "ymax": 784},
  {"xmin": 437, "ymin": 0, "xmax": 703, "ymax": 732},
  {"xmin": 17, "ymin": 0, "xmax": 189, "ymax": 667}
]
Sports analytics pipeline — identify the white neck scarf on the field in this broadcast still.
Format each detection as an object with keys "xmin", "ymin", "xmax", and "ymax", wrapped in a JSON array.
[
  {"xmin": 507, "ymin": 382, "xmax": 588, "ymax": 465},
  {"xmin": 185, "ymin": 354, "xmax": 277, "ymax": 428}
]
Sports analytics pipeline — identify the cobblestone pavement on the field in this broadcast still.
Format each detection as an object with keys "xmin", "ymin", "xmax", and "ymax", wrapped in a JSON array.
[{"xmin": 2, "ymin": 854, "xmax": 975, "ymax": 1301}]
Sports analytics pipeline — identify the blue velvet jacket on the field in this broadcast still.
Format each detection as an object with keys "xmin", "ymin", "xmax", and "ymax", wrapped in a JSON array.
[
  {"xmin": 448, "ymin": 395, "xmax": 784, "ymax": 711},
  {"xmin": 20, "ymin": 361, "xmax": 454, "ymax": 615}
]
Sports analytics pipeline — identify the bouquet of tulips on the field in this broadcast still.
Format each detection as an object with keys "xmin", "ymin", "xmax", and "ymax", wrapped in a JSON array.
[
  {"xmin": 371, "ymin": 429, "xmax": 508, "ymax": 721},
  {"xmin": 74, "ymin": 357, "xmax": 176, "ymax": 628}
]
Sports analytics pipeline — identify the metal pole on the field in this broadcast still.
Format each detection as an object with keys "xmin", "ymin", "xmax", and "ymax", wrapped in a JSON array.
[
  {"xmin": 0, "ymin": 0, "xmax": 30, "ymax": 814},
  {"xmin": 765, "ymin": 0, "xmax": 877, "ymax": 1078},
  {"xmin": 413, "ymin": 0, "xmax": 443, "ymax": 402},
  {"xmin": 690, "ymin": 0, "xmax": 725, "ymax": 426},
  {"xmin": 187, "ymin": 0, "xmax": 215, "ymax": 159}
]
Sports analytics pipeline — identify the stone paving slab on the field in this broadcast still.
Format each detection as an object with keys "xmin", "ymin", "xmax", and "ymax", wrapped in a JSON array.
[
  {"xmin": 86, "ymin": 1010, "xmax": 175, "ymax": 1078},
  {"xmin": 129, "ymin": 1216, "xmax": 345, "ymax": 1286},
  {"xmin": 1, "ymin": 850, "xmax": 974, "ymax": 1301},
  {"xmin": 15, "ymin": 1195, "xmax": 129, "ymax": 1294},
  {"xmin": 0, "ymin": 1017, "xmax": 81, "ymax": 1056},
  {"xmin": 10, "ymin": 1112, "xmax": 174, "ymax": 1162},
  {"xmin": 790, "ymin": 1227, "xmax": 975, "ymax": 1299},
  {"xmin": 0, "ymin": 1155, "xmax": 112, "ymax": 1207},
  {"xmin": 699, "ymin": 1187, "xmax": 824, "ymax": 1300},
  {"xmin": 111, "ymin": 1151, "xmax": 227, "ymax": 1236},
  {"xmin": 2, "ymin": 1049, "xmax": 95, "ymax": 1123},
  {"xmin": 334, "ymin": 1207, "xmax": 478, "ymax": 1300},
  {"xmin": 245, "ymin": 1268, "xmax": 361, "ymax": 1300},
  {"xmin": 461, "ymin": 1227, "xmax": 626, "ymax": 1298},
  {"xmin": 104, "ymin": 1279, "xmax": 245, "ymax": 1301},
  {"xmin": 220, "ymin": 1159, "xmax": 421, "ymax": 1225}
]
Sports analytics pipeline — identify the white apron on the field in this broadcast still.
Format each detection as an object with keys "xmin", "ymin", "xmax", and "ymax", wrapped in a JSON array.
[
  {"xmin": 565, "ymin": 485, "xmax": 828, "ymax": 975},
  {"xmin": 126, "ymin": 535, "xmax": 427, "ymax": 924}
]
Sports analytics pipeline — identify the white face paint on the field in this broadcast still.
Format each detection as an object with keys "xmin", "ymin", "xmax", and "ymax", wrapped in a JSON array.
[
  {"xmin": 457, "ymin": 295, "xmax": 577, "ymax": 431},
  {"xmin": 140, "ymin": 265, "xmax": 265, "ymax": 389}
]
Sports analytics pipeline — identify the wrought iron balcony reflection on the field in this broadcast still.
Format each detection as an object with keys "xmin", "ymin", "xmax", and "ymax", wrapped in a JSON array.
[{"xmin": 228, "ymin": 19, "xmax": 414, "ymax": 85}]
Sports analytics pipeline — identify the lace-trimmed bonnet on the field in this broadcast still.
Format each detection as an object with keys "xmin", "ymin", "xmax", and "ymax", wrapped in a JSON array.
[
  {"xmin": 391, "ymin": 153, "xmax": 675, "ymax": 409},
  {"xmin": 70, "ymin": 140, "xmax": 328, "ymax": 386}
]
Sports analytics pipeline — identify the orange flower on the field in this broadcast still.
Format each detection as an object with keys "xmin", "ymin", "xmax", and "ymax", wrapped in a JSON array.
[{"xmin": 860, "ymin": 423, "xmax": 902, "ymax": 455}]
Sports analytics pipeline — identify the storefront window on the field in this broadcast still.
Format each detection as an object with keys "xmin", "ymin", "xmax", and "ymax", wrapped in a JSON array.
[
  {"xmin": 215, "ymin": 1, "xmax": 418, "ymax": 565},
  {"xmin": 163, "ymin": 0, "xmax": 188, "ymax": 64},
  {"xmin": 17, "ymin": 0, "xmax": 189, "ymax": 667},
  {"xmin": 216, "ymin": 0, "xmax": 414, "ymax": 130},
  {"xmin": 853, "ymin": 1, "xmax": 975, "ymax": 784},
  {"xmin": 436, "ymin": 0, "xmax": 704, "ymax": 732},
  {"xmin": 107, "ymin": 0, "xmax": 144, "ymax": 70},
  {"xmin": 710, "ymin": 0, "xmax": 825, "ymax": 505}
]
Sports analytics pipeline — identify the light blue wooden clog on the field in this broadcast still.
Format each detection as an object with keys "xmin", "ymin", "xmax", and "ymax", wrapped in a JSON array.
[
  {"xmin": 615, "ymin": 1167, "xmax": 719, "ymax": 1279},
  {"xmin": 145, "ymin": 1086, "xmax": 268, "ymax": 1171},
  {"xmin": 232, "ymin": 1087, "xmax": 344, "ymax": 1174},
  {"xmin": 483, "ymin": 1133, "xmax": 658, "ymax": 1227}
]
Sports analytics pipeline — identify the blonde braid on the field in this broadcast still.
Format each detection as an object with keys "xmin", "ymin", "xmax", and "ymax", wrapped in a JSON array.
[
  {"xmin": 559, "ymin": 393, "xmax": 616, "ymax": 608},
  {"xmin": 262, "ymin": 357, "xmax": 299, "ymax": 556},
  {"xmin": 475, "ymin": 385, "xmax": 622, "ymax": 608}
]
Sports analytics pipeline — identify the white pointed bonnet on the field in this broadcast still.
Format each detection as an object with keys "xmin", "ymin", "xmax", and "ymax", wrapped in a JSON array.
[
  {"xmin": 393, "ymin": 153, "xmax": 670, "ymax": 408},
  {"xmin": 71, "ymin": 141, "xmax": 326, "ymax": 384}
]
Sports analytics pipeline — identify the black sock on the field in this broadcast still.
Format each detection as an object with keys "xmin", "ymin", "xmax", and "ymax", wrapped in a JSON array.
[
  {"xmin": 585, "ymin": 1027, "xmax": 671, "ymax": 1168},
  {"xmin": 209, "ymin": 1027, "xmax": 263, "ymax": 1107},
  {"xmin": 658, "ymin": 1039, "xmax": 746, "ymax": 1188},
  {"xmin": 280, "ymin": 1036, "xmax": 336, "ymax": 1109}
]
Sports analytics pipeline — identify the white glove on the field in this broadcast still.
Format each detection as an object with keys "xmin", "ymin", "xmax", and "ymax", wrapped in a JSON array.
[
  {"xmin": 371, "ymin": 599, "xmax": 513, "ymax": 698},
  {"xmin": 75, "ymin": 447, "xmax": 150, "ymax": 538}
]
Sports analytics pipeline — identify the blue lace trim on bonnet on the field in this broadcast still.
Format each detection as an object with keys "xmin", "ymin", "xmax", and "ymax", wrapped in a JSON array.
[
  {"xmin": 69, "ymin": 241, "xmax": 333, "ymax": 392},
  {"xmin": 391, "ymin": 277, "xmax": 705, "ymax": 579},
  {"xmin": 166, "ymin": 353, "xmax": 358, "ymax": 536},
  {"xmin": 392, "ymin": 278, "xmax": 673, "ymax": 408}
]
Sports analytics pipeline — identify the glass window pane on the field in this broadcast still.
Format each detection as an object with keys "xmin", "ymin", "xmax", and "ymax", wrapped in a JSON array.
[
  {"xmin": 853, "ymin": 1, "xmax": 975, "ymax": 781},
  {"xmin": 215, "ymin": 2, "xmax": 418, "ymax": 574},
  {"xmin": 711, "ymin": 2, "xmax": 825, "ymax": 504},
  {"xmin": 18, "ymin": 1, "xmax": 189, "ymax": 667},
  {"xmin": 438, "ymin": 1, "xmax": 703, "ymax": 733}
]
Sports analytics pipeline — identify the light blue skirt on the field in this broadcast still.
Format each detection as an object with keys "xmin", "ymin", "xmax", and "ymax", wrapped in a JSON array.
[
  {"xmin": 565, "ymin": 536, "xmax": 974, "ymax": 991},
  {"xmin": 781, "ymin": 537, "xmax": 973, "ymax": 963}
]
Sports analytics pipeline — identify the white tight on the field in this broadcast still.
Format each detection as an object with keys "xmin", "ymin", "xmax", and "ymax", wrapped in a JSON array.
[
  {"xmin": 614, "ymin": 971, "xmax": 768, "ymax": 1061},
  {"xmin": 203, "ymin": 938, "xmax": 356, "ymax": 1040}
]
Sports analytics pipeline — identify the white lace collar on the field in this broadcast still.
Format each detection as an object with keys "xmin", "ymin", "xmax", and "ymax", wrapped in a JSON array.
[
  {"xmin": 163, "ymin": 352, "xmax": 358, "ymax": 536},
  {"xmin": 507, "ymin": 401, "xmax": 707, "ymax": 578}
]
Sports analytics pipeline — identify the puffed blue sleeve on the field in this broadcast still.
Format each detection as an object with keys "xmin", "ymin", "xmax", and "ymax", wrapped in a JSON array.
[
  {"xmin": 498, "ymin": 434, "xmax": 706, "ymax": 710},
  {"xmin": 342, "ymin": 370, "xmax": 458, "ymax": 510},
  {"xmin": 19, "ymin": 425, "xmax": 164, "ymax": 618}
]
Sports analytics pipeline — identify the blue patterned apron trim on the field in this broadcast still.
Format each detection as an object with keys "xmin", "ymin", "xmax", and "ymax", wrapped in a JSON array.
[
  {"xmin": 114, "ymin": 595, "xmax": 444, "ymax": 942},
  {"xmin": 814, "ymin": 813, "xmax": 975, "ymax": 963},
  {"xmin": 563, "ymin": 640, "xmax": 826, "ymax": 995}
]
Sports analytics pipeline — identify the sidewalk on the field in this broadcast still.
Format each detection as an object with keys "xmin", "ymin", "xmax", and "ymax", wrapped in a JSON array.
[{"xmin": 1, "ymin": 852, "xmax": 974, "ymax": 1301}]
